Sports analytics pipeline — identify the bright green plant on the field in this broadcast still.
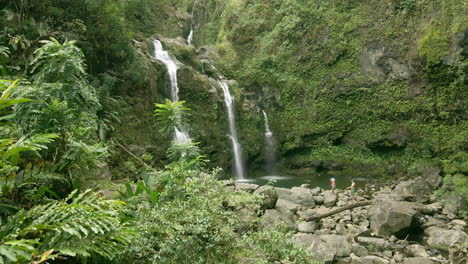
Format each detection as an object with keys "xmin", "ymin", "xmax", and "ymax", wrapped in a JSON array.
[
  {"xmin": 154, "ymin": 99, "xmax": 190, "ymax": 136},
  {"xmin": 0, "ymin": 79, "xmax": 58, "ymax": 177},
  {"xmin": 14, "ymin": 39, "xmax": 106, "ymax": 180},
  {"xmin": 0, "ymin": 189, "xmax": 136, "ymax": 263}
]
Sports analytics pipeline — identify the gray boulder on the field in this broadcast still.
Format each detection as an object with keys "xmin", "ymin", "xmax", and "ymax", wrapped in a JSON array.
[
  {"xmin": 352, "ymin": 244, "xmax": 369, "ymax": 257},
  {"xmin": 350, "ymin": 255, "xmax": 389, "ymax": 264},
  {"xmin": 253, "ymin": 185, "xmax": 278, "ymax": 210},
  {"xmin": 275, "ymin": 187, "xmax": 315, "ymax": 207},
  {"xmin": 259, "ymin": 209, "xmax": 296, "ymax": 231},
  {"xmin": 368, "ymin": 198, "xmax": 417, "ymax": 237},
  {"xmin": 276, "ymin": 199, "xmax": 300, "ymax": 214},
  {"xmin": 323, "ymin": 191, "xmax": 337, "ymax": 207},
  {"xmin": 297, "ymin": 208, "xmax": 317, "ymax": 221},
  {"xmin": 315, "ymin": 195, "xmax": 324, "ymax": 205},
  {"xmin": 292, "ymin": 233, "xmax": 316, "ymax": 247},
  {"xmin": 298, "ymin": 221, "xmax": 318, "ymax": 233},
  {"xmin": 235, "ymin": 208, "xmax": 257, "ymax": 233},
  {"xmin": 401, "ymin": 257, "xmax": 438, "ymax": 264},
  {"xmin": 356, "ymin": 237, "xmax": 390, "ymax": 249},
  {"xmin": 310, "ymin": 187, "xmax": 322, "ymax": 195},
  {"xmin": 405, "ymin": 244, "xmax": 429, "ymax": 257},
  {"xmin": 235, "ymin": 182, "xmax": 259, "ymax": 193},
  {"xmin": 424, "ymin": 226, "xmax": 467, "ymax": 249},
  {"xmin": 308, "ymin": 235, "xmax": 353, "ymax": 263}
]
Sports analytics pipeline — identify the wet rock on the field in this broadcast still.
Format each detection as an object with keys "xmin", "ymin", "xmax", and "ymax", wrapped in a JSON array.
[
  {"xmin": 298, "ymin": 221, "xmax": 318, "ymax": 233},
  {"xmin": 424, "ymin": 226, "xmax": 467, "ymax": 249},
  {"xmin": 307, "ymin": 235, "xmax": 353, "ymax": 263},
  {"xmin": 276, "ymin": 199, "xmax": 300, "ymax": 214},
  {"xmin": 368, "ymin": 198, "xmax": 417, "ymax": 238},
  {"xmin": 253, "ymin": 185, "xmax": 278, "ymax": 210},
  {"xmin": 259, "ymin": 209, "xmax": 296, "ymax": 231},
  {"xmin": 405, "ymin": 244, "xmax": 429, "ymax": 257},
  {"xmin": 323, "ymin": 191, "xmax": 337, "ymax": 207},
  {"xmin": 235, "ymin": 182, "xmax": 259, "ymax": 193}
]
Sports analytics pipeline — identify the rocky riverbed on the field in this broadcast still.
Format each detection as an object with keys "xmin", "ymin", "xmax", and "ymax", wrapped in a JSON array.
[{"xmin": 232, "ymin": 173, "xmax": 467, "ymax": 264}]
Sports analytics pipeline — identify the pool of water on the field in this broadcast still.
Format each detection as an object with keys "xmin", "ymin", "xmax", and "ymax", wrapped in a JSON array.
[{"xmin": 236, "ymin": 172, "xmax": 365, "ymax": 190}]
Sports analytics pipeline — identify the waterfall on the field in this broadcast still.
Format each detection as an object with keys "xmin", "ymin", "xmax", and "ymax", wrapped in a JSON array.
[
  {"xmin": 153, "ymin": 40, "xmax": 190, "ymax": 144},
  {"xmin": 262, "ymin": 110, "xmax": 277, "ymax": 173},
  {"xmin": 219, "ymin": 80, "xmax": 246, "ymax": 179},
  {"xmin": 187, "ymin": 26, "xmax": 193, "ymax": 45}
]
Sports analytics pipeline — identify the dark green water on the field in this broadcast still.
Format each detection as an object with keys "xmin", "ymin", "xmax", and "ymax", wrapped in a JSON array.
[{"xmin": 236, "ymin": 172, "xmax": 367, "ymax": 190}]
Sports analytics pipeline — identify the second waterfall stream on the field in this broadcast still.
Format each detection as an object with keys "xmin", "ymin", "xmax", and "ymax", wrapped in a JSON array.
[{"xmin": 219, "ymin": 80, "xmax": 246, "ymax": 180}]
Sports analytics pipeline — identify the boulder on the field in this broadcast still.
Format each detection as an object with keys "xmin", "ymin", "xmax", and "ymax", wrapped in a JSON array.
[
  {"xmin": 235, "ymin": 182, "xmax": 259, "ymax": 193},
  {"xmin": 315, "ymin": 195, "xmax": 324, "ymax": 205},
  {"xmin": 292, "ymin": 233, "xmax": 317, "ymax": 247},
  {"xmin": 297, "ymin": 208, "xmax": 317, "ymax": 221},
  {"xmin": 259, "ymin": 209, "xmax": 296, "ymax": 231},
  {"xmin": 401, "ymin": 257, "xmax": 438, "ymax": 264},
  {"xmin": 307, "ymin": 235, "xmax": 353, "ymax": 263},
  {"xmin": 368, "ymin": 198, "xmax": 417, "ymax": 238},
  {"xmin": 424, "ymin": 226, "xmax": 467, "ymax": 249},
  {"xmin": 253, "ymin": 185, "xmax": 278, "ymax": 210},
  {"xmin": 298, "ymin": 221, "xmax": 318, "ymax": 233},
  {"xmin": 235, "ymin": 208, "xmax": 257, "ymax": 233},
  {"xmin": 352, "ymin": 244, "xmax": 369, "ymax": 257},
  {"xmin": 276, "ymin": 199, "xmax": 300, "ymax": 214},
  {"xmin": 323, "ymin": 191, "xmax": 337, "ymax": 207},
  {"xmin": 356, "ymin": 237, "xmax": 390, "ymax": 249},
  {"xmin": 275, "ymin": 187, "xmax": 315, "ymax": 207},
  {"xmin": 394, "ymin": 178, "xmax": 432, "ymax": 203},
  {"xmin": 405, "ymin": 244, "xmax": 429, "ymax": 257},
  {"xmin": 310, "ymin": 187, "xmax": 322, "ymax": 195},
  {"xmin": 350, "ymin": 255, "xmax": 389, "ymax": 264}
]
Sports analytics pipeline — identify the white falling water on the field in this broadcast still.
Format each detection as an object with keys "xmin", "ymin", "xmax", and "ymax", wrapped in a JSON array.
[
  {"xmin": 153, "ymin": 40, "xmax": 190, "ymax": 144},
  {"xmin": 187, "ymin": 27, "xmax": 193, "ymax": 45},
  {"xmin": 219, "ymin": 80, "xmax": 246, "ymax": 179},
  {"xmin": 262, "ymin": 110, "xmax": 277, "ymax": 173},
  {"xmin": 153, "ymin": 40, "xmax": 180, "ymax": 102}
]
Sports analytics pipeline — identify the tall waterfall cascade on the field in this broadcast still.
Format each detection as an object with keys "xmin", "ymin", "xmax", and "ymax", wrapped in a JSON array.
[
  {"xmin": 262, "ymin": 110, "xmax": 277, "ymax": 173},
  {"xmin": 187, "ymin": 27, "xmax": 193, "ymax": 45},
  {"xmin": 219, "ymin": 80, "xmax": 246, "ymax": 179},
  {"xmin": 153, "ymin": 40, "xmax": 191, "ymax": 144}
]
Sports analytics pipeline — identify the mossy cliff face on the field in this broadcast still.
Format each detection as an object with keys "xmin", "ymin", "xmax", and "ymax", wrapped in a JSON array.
[
  {"xmin": 189, "ymin": 0, "xmax": 467, "ymax": 177},
  {"xmin": 112, "ymin": 0, "xmax": 466, "ymax": 179}
]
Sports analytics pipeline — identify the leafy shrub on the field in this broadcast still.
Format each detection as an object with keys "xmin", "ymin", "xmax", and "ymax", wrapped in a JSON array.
[{"xmin": 0, "ymin": 189, "xmax": 136, "ymax": 263}]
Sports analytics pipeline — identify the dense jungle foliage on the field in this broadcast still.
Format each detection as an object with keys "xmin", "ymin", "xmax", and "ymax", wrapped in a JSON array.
[{"xmin": 0, "ymin": 0, "xmax": 466, "ymax": 263}]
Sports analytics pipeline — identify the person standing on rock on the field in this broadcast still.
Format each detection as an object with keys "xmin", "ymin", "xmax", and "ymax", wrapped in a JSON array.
[
  {"xmin": 330, "ymin": 178, "xmax": 336, "ymax": 194},
  {"xmin": 347, "ymin": 179, "xmax": 356, "ymax": 200}
]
